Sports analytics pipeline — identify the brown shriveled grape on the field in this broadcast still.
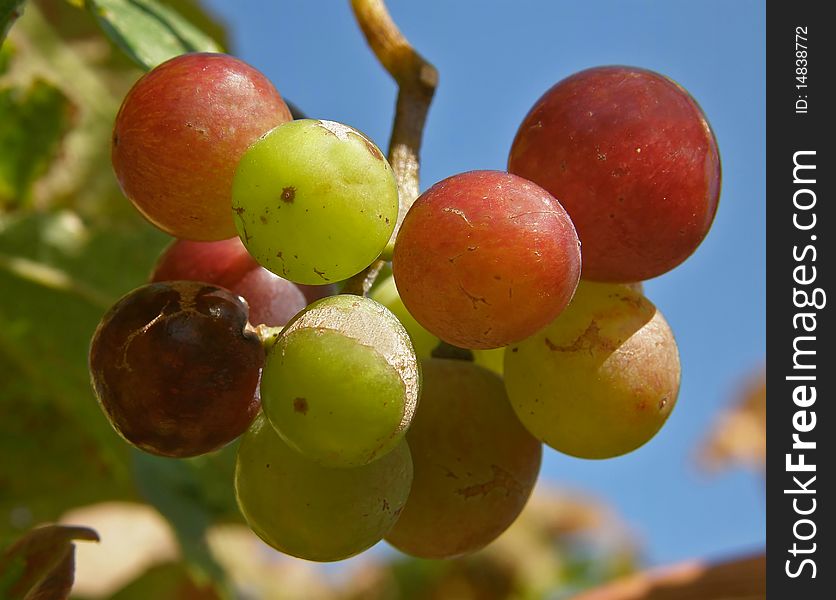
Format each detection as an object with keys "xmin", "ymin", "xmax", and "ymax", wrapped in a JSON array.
[{"xmin": 88, "ymin": 281, "xmax": 264, "ymax": 458}]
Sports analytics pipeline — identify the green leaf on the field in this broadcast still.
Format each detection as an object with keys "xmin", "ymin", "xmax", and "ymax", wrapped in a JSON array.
[
  {"xmin": 109, "ymin": 563, "xmax": 223, "ymax": 600},
  {"xmin": 0, "ymin": 79, "xmax": 74, "ymax": 210},
  {"xmin": 84, "ymin": 0, "xmax": 223, "ymax": 70},
  {"xmin": 132, "ymin": 444, "xmax": 241, "ymax": 590},
  {"xmin": 0, "ymin": 211, "xmax": 169, "ymax": 536},
  {"xmin": 1, "ymin": 0, "xmax": 26, "ymax": 46}
]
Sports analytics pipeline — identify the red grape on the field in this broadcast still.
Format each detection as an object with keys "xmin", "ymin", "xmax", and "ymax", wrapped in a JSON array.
[
  {"xmin": 509, "ymin": 66, "xmax": 721, "ymax": 282},
  {"xmin": 112, "ymin": 53, "xmax": 292, "ymax": 241},
  {"xmin": 151, "ymin": 237, "xmax": 307, "ymax": 326},
  {"xmin": 89, "ymin": 281, "xmax": 265, "ymax": 458},
  {"xmin": 392, "ymin": 170, "xmax": 580, "ymax": 349}
]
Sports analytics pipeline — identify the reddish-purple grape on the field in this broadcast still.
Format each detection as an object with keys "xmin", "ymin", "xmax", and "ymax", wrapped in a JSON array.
[
  {"xmin": 112, "ymin": 53, "xmax": 292, "ymax": 241},
  {"xmin": 509, "ymin": 66, "xmax": 720, "ymax": 282},
  {"xmin": 89, "ymin": 281, "xmax": 265, "ymax": 457},
  {"xmin": 151, "ymin": 238, "xmax": 307, "ymax": 326}
]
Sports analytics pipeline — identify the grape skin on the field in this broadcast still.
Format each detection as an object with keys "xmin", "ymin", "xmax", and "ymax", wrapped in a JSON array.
[
  {"xmin": 232, "ymin": 119, "xmax": 398, "ymax": 285},
  {"xmin": 385, "ymin": 359, "xmax": 541, "ymax": 559},
  {"xmin": 392, "ymin": 170, "xmax": 581, "ymax": 350},
  {"xmin": 112, "ymin": 53, "xmax": 292, "ymax": 241},
  {"xmin": 504, "ymin": 282, "xmax": 680, "ymax": 459},
  {"xmin": 235, "ymin": 415, "xmax": 413, "ymax": 562},
  {"xmin": 88, "ymin": 282, "xmax": 265, "ymax": 458},
  {"xmin": 260, "ymin": 295, "xmax": 419, "ymax": 468},
  {"xmin": 509, "ymin": 66, "xmax": 721, "ymax": 282},
  {"xmin": 371, "ymin": 274, "xmax": 505, "ymax": 374},
  {"xmin": 151, "ymin": 237, "xmax": 307, "ymax": 326},
  {"xmin": 369, "ymin": 274, "xmax": 441, "ymax": 358}
]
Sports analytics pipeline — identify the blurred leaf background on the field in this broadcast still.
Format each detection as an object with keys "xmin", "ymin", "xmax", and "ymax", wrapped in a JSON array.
[{"xmin": 0, "ymin": 1, "xmax": 764, "ymax": 598}]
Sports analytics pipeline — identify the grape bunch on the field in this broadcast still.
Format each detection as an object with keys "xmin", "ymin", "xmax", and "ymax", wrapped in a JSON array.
[{"xmin": 89, "ymin": 54, "xmax": 719, "ymax": 562}]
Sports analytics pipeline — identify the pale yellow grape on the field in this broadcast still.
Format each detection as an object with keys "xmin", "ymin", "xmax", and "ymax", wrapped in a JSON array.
[
  {"xmin": 504, "ymin": 282, "xmax": 680, "ymax": 459},
  {"xmin": 369, "ymin": 275, "xmax": 437, "ymax": 358},
  {"xmin": 235, "ymin": 415, "xmax": 413, "ymax": 562},
  {"xmin": 474, "ymin": 347, "xmax": 505, "ymax": 375},
  {"xmin": 371, "ymin": 275, "xmax": 504, "ymax": 374}
]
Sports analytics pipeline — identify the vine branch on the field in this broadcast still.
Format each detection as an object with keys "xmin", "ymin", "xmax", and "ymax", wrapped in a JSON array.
[{"xmin": 343, "ymin": 0, "xmax": 437, "ymax": 296}]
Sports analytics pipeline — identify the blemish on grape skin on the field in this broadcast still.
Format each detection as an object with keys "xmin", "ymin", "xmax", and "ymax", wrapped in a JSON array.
[
  {"xmin": 260, "ymin": 215, "xmax": 268, "ymax": 224},
  {"xmin": 454, "ymin": 465, "xmax": 523, "ymax": 499},
  {"xmin": 458, "ymin": 283, "xmax": 489, "ymax": 308},
  {"xmin": 281, "ymin": 186, "xmax": 296, "ymax": 203},
  {"xmin": 293, "ymin": 397, "xmax": 309, "ymax": 415},
  {"xmin": 312, "ymin": 268, "xmax": 330, "ymax": 281},
  {"xmin": 363, "ymin": 138, "xmax": 384, "ymax": 161},
  {"xmin": 544, "ymin": 321, "xmax": 614, "ymax": 355}
]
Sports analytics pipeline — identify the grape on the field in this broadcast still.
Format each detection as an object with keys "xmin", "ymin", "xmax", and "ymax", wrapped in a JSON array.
[
  {"xmin": 473, "ymin": 347, "xmax": 505, "ymax": 375},
  {"xmin": 369, "ymin": 275, "xmax": 439, "ymax": 358},
  {"xmin": 509, "ymin": 66, "xmax": 721, "ymax": 282},
  {"xmin": 392, "ymin": 170, "xmax": 581, "ymax": 349},
  {"xmin": 504, "ymin": 282, "xmax": 680, "ymax": 459},
  {"xmin": 385, "ymin": 359, "xmax": 541, "ymax": 559},
  {"xmin": 232, "ymin": 119, "xmax": 398, "ymax": 285},
  {"xmin": 88, "ymin": 282, "xmax": 265, "ymax": 458},
  {"xmin": 112, "ymin": 53, "xmax": 292, "ymax": 241},
  {"xmin": 235, "ymin": 414, "xmax": 412, "ymax": 562},
  {"xmin": 371, "ymin": 274, "xmax": 505, "ymax": 373},
  {"xmin": 151, "ymin": 237, "xmax": 307, "ymax": 327},
  {"xmin": 260, "ymin": 295, "xmax": 419, "ymax": 468}
]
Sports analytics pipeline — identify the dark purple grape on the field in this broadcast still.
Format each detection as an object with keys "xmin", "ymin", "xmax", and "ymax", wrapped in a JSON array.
[{"xmin": 89, "ymin": 281, "xmax": 265, "ymax": 458}]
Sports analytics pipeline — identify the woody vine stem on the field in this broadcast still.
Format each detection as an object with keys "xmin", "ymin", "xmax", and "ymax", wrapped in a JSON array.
[{"xmin": 343, "ymin": 0, "xmax": 438, "ymax": 296}]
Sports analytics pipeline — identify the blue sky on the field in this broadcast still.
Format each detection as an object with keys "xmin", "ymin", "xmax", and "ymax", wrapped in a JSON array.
[{"xmin": 204, "ymin": 0, "xmax": 766, "ymax": 566}]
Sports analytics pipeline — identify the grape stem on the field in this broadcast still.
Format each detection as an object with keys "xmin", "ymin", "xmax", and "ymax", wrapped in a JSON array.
[
  {"xmin": 344, "ymin": 0, "xmax": 438, "ymax": 296},
  {"xmin": 251, "ymin": 324, "xmax": 284, "ymax": 350}
]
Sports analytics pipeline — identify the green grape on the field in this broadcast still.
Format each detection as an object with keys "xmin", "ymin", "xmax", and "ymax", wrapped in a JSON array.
[
  {"xmin": 232, "ymin": 119, "xmax": 398, "ymax": 285},
  {"xmin": 474, "ymin": 347, "xmax": 505, "ymax": 375},
  {"xmin": 385, "ymin": 359, "xmax": 541, "ymax": 559},
  {"xmin": 261, "ymin": 295, "xmax": 419, "ymax": 468},
  {"xmin": 504, "ymin": 282, "xmax": 680, "ymax": 459},
  {"xmin": 235, "ymin": 415, "xmax": 413, "ymax": 562},
  {"xmin": 371, "ymin": 274, "xmax": 504, "ymax": 374},
  {"xmin": 369, "ymin": 275, "xmax": 438, "ymax": 358}
]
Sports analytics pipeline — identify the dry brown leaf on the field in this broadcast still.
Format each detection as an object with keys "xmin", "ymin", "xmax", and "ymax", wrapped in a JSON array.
[
  {"xmin": 699, "ymin": 365, "xmax": 766, "ymax": 473},
  {"xmin": 0, "ymin": 524, "xmax": 99, "ymax": 599},
  {"xmin": 568, "ymin": 553, "xmax": 765, "ymax": 600}
]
